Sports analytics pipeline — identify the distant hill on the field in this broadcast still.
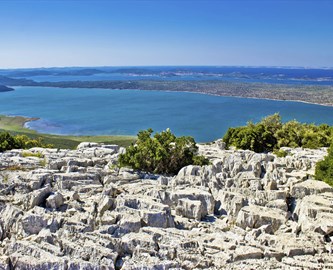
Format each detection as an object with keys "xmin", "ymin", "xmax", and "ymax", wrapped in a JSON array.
[
  {"xmin": 0, "ymin": 75, "xmax": 37, "ymax": 86},
  {"xmin": 0, "ymin": 85, "xmax": 14, "ymax": 92}
]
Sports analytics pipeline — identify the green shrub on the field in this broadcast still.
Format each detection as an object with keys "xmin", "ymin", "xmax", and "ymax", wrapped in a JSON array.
[
  {"xmin": 223, "ymin": 114, "xmax": 280, "ymax": 153},
  {"xmin": 0, "ymin": 132, "xmax": 18, "ymax": 152},
  {"xmin": 223, "ymin": 114, "xmax": 333, "ymax": 153},
  {"xmin": 273, "ymin": 149, "xmax": 288, "ymax": 158},
  {"xmin": 118, "ymin": 128, "xmax": 209, "ymax": 175},
  {"xmin": 315, "ymin": 145, "xmax": 333, "ymax": 187},
  {"xmin": 22, "ymin": 151, "xmax": 44, "ymax": 158},
  {"xmin": 0, "ymin": 132, "xmax": 52, "ymax": 152}
]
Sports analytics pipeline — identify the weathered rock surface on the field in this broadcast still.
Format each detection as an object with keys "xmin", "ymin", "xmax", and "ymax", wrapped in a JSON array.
[
  {"xmin": 0, "ymin": 142, "xmax": 332, "ymax": 269},
  {"xmin": 236, "ymin": 205, "xmax": 288, "ymax": 232}
]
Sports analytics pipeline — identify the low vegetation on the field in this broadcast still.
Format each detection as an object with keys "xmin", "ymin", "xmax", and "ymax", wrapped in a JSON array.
[
  {"xmin": 222, "ymin": 114, "xmax": 333, "ymax": 187},
  {"xmin": 118, "ymin": 128, "xmax": 209, "ymax": 175},
  {"xmin": 0, "ymin": 132, "xmax": 52, "ymax": 152},
  {"xmin": 315, "ymin": 145, "xmax": 333, "ymax": 187},
  {"xmin": 223, "ymin": 114, "xmax": 332, "ymax": 153},
  {"xmin": 22, "ymin": 151, "xmax": 44, "ymax": 158}
]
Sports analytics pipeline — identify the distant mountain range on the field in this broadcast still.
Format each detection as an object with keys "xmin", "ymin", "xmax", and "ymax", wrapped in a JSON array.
[{"xmin": 0, "ymin": 66, "xmax": 332, "ymax": 82}]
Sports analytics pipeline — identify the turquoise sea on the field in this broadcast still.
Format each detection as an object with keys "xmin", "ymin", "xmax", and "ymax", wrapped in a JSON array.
[{"xmin": 1, "ymin": 86, "xmax": 333, "ymax": 142}]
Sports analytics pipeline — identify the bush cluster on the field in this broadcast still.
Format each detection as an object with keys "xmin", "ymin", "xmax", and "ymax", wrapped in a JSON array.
[
  {"xmin": 223, "ymin": 114, "xmax": 332, "ymax": 153},
  {"xmin": 0, "ymin": 132, "xmax": 52, "ymax": 152},
  {"xmin": 118, "ymin": 128, "xmax": 209, "ymax": 175},
  {"xmin": 315, "ymin": 145, "xmax": 333, "ymax": 187}
]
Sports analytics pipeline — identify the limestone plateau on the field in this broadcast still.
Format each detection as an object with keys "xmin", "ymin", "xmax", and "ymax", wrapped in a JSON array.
[{"xmin": 0, "ymin": 141, "xmax": 333, "ymax": 269}]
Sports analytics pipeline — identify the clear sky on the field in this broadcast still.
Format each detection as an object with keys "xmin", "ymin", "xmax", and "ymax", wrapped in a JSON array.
[{"xmin": 0, "ymin": 0, "xmax": 332, "ymax": 68}]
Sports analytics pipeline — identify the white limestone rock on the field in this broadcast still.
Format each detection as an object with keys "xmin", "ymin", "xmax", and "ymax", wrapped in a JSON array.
[
  {"xmin": 45, "ymin": 192, "xmax": 64, "ymax": 209},
  {"xmin": 215, "ymin": 191, "xmax": 248, "ymax": 217},
  {"xmin": 76, "ymin": 142, "xmax": 100, "ymax": 149},
  {"xmin": 236, "ymin": 205, "xmax": 288, "ymax": 232},
  {"xmin": 294, "ymin": 192, "xmax": 333, "ymax": 235},
  {"xmin": 291, "ymin": 179, "xmax": 333, "ymax": 199},
  {"xmin": 27, "ymin": 185, "xmax": 52, "ymax": 210},
  {"xmin": 21, "ymin": 213, "xmax": 48, "ymax": 236},
  {"xmin": 175, "ymin": 199, "xmax": 203, "ymax": 220},
  {"xmin": 170, "ymin": 188, "xmax": 214, "ymax": 218},
  {"xmin": 0, "ymin": 144, "xmax": 332, "ymax": 269}
]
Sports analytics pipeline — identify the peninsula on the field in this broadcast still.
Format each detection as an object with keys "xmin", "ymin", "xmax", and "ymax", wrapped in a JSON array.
[
  {"xmin": 0, "ymin": 85, "xmax": 14, "ymax": 92},
  {"xmin": 1, "ymin": 74, "xmax": 333, "ymax": 106}
]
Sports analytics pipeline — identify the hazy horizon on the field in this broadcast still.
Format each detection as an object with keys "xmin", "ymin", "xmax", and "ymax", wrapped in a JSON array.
[
  {"xmin": 0, "ymin": 0, "xmax": 332, "ymax": 68},
  {"xmin": 1, "ymin": 65, "xmax": 333, "ymax": 71}
]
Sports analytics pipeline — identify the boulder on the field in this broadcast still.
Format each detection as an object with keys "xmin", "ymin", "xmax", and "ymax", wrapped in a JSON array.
[
  {"xmin": 294, "ymin": 192, "xmax": 333, "ymax": 234},
  {"xmin": 116, "ymin": 213, "xmax": 142, "ymax": 236},
  {"xmin": 45, "ymin": 192, "xmax": 64, "ymax": 209},
  {"xmin": 21, "ymin": 213, "xmax": 48, "ymax": 236},
  {"xmin": 170, "ymin": 188, "xmax": 214, "ymax": 217},
  {"xmin": 291, "ymin": 180, "xmax": 333, "ymax": 199},
  {"xmin": 175, "ymin": 199, "xmax": 203, "ymax": 220},
  {"xmin": 266, "ymin": 200, "xmax": 288, "ymax": 212},
  {"xmin": 27, "ymin": 185, "xmax": 52, "ymax": 209},
  {"xmin": 215, "ymin": 191, "xmax": 248, "ymax": 217},
  {"xmin": 141, "ymin": 210, "xmax": 174, "ymax": 228},
  {"xmin": 76, "ymin": 142, "xmax": 99, "ymax": 149},
  {"xmin": 98, "ymin": 196, "xmax": 114, "ymax": 216},
  {"xmin": 173, "ymin": 165, "xmax": 206, "ymax": 187},
  {"xmin": 121, "ymin": 232, "xmax": 158, "ymax": 255},
  {"xmin": 0, "ymin": 206, "xmax": 24, "ymax": 242},
  {"xmin": 115, "ymin": 195, "xmax": 174, "ymax": 229},
  {"xmin": 233, "ymin": 246, "xmax": 264, "ymax": 261},
  {"xmin": 236, "ymin": 205, "xmax": 288, "ymax": 232}
]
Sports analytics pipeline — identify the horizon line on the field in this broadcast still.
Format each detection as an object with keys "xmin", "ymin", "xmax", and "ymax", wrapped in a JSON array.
[{"xmin": 1, "ymin": 65, "xmax": 333, "ymax": 71}]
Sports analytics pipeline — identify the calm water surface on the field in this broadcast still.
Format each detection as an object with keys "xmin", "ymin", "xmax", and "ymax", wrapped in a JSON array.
[{"xmin": 1, "ymin": 86, "xmax": 333, "ymax": 142}]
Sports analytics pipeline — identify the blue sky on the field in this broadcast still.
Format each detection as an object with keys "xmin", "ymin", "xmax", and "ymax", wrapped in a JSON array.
[{"xmin": 0, "ymin": 0, "xmax": 332, "ymax": 68}]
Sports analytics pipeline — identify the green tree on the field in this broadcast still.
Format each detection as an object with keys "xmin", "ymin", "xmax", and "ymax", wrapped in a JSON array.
[{"xmin": 118, "ymin": 128, "xmax": 209, "ymax": 175}]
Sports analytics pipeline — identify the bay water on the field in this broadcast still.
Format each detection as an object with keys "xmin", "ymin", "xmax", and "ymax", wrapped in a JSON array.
[{"xmin": 1, "ymin": 86, "xmax": 333, "ymax": 142}]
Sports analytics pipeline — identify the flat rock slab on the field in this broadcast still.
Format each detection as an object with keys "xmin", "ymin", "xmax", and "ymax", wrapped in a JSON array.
[
  {"xmin": 294, "ymin": 192, "xmax": 333, "ymax": 234},
  {"xmin": 291, "ymin": 179, "xmax": 333, "ymax": 199},
  {"xmin": 236, "ymin": 205, "xmax": 288, "ymax": 232}
]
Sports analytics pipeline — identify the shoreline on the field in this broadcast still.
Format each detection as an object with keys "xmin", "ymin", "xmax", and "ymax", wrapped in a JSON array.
[
  {"xmin": 157, "ymin": 89, "xmax": 333, "ymax": 108},
  {"xmin": 22, "ymin": 117, "xmax": 40, "ymax": 129},
  {"xmin": 1, "ymin": 86, "xmax": 333, "ymax": 143},
  {"xmin": 11, "ymin": 84, "xmax": 333, "ymax": 108},
  {"xmin": 0, "ymin": 114, "xmax": 136, "ymax": 139}
]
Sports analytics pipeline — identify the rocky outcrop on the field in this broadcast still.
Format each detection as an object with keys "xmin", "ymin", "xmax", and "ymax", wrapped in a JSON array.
[
  {"xmin": 0, "ymin": 142, "xmax": 332, "ymax": 269},
  {"xmin": 236, "ymin": 205, "xmax": 288, "ymax": 232}
]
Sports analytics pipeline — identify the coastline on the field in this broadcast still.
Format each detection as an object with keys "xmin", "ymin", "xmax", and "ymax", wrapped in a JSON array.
[
  {"xmin": 139, "ymin": 88, "xmax": 333, "ymax": 108},
  {"xmin": 0, "ymin": 114, "xmax": 40, "ymax": 133},
  {"xmin": 0, "ymin": 114, "xmax": 136, "ymax": 148},
  {"xmin": 23, "ymin": 117, "xmax": 40, "ymax": 129},
  {"xmin": 1, "ymin": 86, "xmax": 333, "ymax": 144},
  {"xmin": 11, "ymin": 84, "xmax": 333, "ymax": 108}
]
